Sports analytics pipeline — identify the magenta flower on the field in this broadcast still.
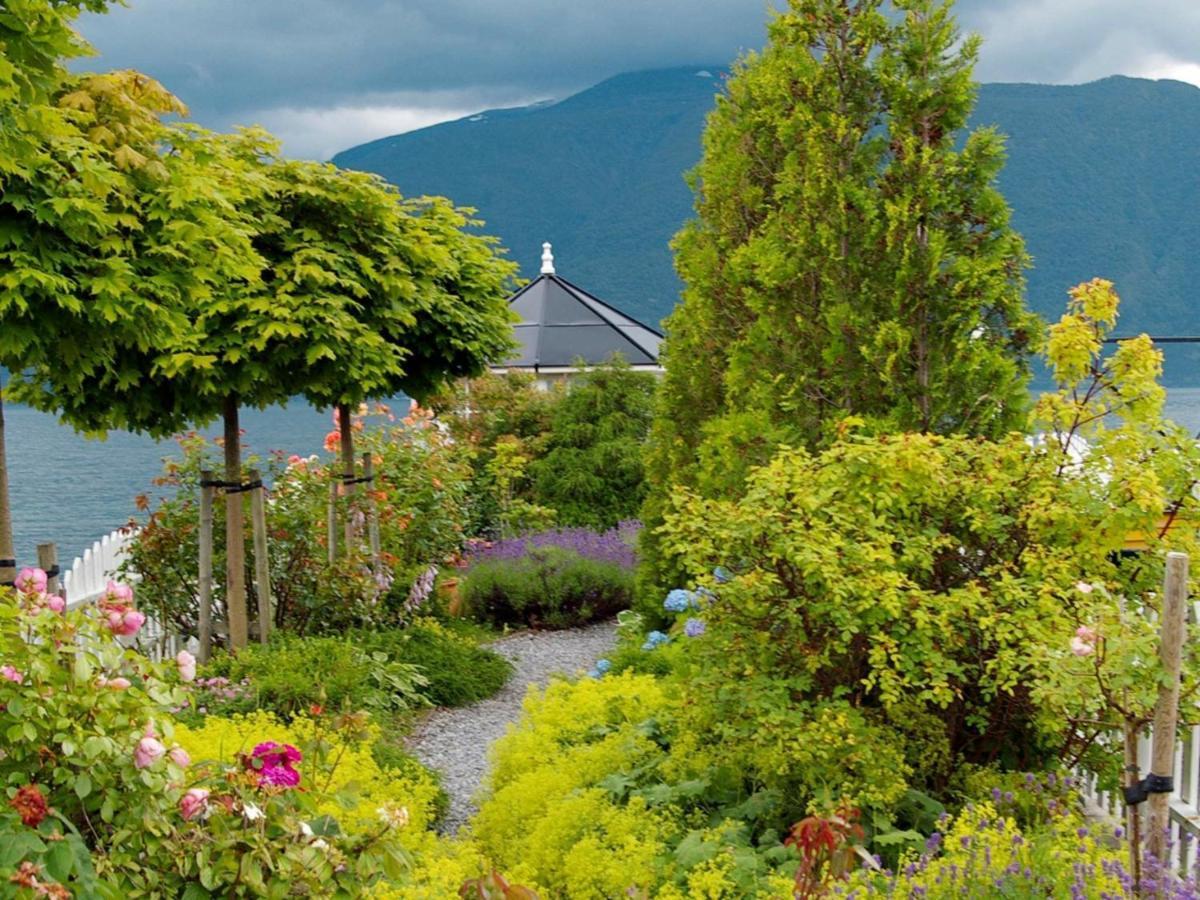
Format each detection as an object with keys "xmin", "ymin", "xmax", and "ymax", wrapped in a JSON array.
[
  {"xmin": 246, "ymin": 742, "xmax": 301, "ymax": 788},
  {"xmin": 169, "ymin": 747, "xmax": 191, "ymax": 769},
  {"xmin": 1, "ymin": 665, "xmax": 23, "ymax": 685},
  {"xmin": 46, "ymin": 595, "xmax": 65, "ymax": 614},
  {"xmin": 259, "ymin": 765, "xmax": 301, "ymax": 787}
]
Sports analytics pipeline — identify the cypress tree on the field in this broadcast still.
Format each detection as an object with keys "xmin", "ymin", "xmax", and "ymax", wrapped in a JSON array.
[{"xmin": 640, "ymin": 0, "xmax": 1039, "ymax": 602}]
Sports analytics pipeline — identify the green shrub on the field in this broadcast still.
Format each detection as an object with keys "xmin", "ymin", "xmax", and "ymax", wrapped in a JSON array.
[
  {"xmin": 528, "ymin": 357, "xmax": 657, "ymax": 530},
  {"xmin": 460, "ymin": 546, "xmax": 632, "ymax": 629},
  {"xmin": 204, "ymin": 633, "xmax": 429, "ymax": 718},
  {"xmin": 203, "ymin": 623, "xmax": 510, "ymax": 716},
  {"xmin": 350, "ymin": 620, "xmax": 512, "ymax": 708}
]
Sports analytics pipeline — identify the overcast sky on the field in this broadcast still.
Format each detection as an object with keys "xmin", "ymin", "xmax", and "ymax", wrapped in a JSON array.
[{"xmin": 74, "ymin": 1, "xmax": 1200, "ymax": 160}]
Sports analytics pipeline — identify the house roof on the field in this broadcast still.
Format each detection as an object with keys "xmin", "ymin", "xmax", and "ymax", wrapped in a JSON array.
[{"xmin": 497, "ymin": 248, "xmax": 663, "ymax": 370}]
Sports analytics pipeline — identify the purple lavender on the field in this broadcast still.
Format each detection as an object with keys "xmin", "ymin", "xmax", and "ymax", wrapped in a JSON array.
[{"xmin": 466, "ymin": 521, "xmax": 641, "ymax": 570}]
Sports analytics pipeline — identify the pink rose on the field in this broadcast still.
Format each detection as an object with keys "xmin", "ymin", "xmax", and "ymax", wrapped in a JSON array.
[
  {"xmin": 101, "ymin": 676, "xmax": 132, "ymax": 691},
  {"xmin": 176, "ymin": 650, "xmax": 197, "ymax": 683},
  {"xmin": 106, "ymin": 581, "xmax": 134, "ymax": 603},
  {"xmin": 179, "ymin": 788, "xmax": 209, "ymax": 821},
  {"xmin": 15, "ymin": 568, "xmax": 48, "ymax": 595},
  {"xmin": 134, "ymin": 735, "xmax": 166, "ymax": 769},
  {"xmin": 108, "ymin": 609, "xmax": 145, "ymax": 637},
  {"xmin": 1, "ymin": 665, "xmax": 23, "ymax": 685},
  {"xmin": 46, "ymin": 595, "xmax": 65, "ymax": 614},
  {"xmin": 169, "ymin": 747, "xmax": 190, "ymax": 769},
  {"xmin": 1071, "ymin": 626, "xmax": 1098, "ymax": 657}
]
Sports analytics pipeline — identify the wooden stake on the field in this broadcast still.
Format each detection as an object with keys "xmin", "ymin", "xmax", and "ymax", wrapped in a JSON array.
[
  {"xmin": 363, "ymin": 453, "xmax": 381, "ymax": 575},
  {"xmin": 248, "ymin": 469, "xmax": 272, "ymax": 645},
  {"xmin": 1147, "ymin": 551, "xmax": 1190, "ymax": 867},
  {"xmin": 327, "ymin": 479, "xmax": 338, "ymax": 566},
  {"xmin": 36, "ymin": 542, "xmax": 58, "ymax": 595},
  {"xmin": 198, "ymin": 470, "xmax": 215, "ymax": 663},
  {"xmin": 0, "ymin": 391, "xmax": 15, "ymax": 590},
  {"xmin": 1125, "ymin": 722, "xmax": 1144, "ymax": 889},
  {"xmin": 223, "ymin": 397, "xmax": 248, "ymax": 650},
  {"xmin": 339, "ymin": 403, "xmax": 357, "ymax": 549}
]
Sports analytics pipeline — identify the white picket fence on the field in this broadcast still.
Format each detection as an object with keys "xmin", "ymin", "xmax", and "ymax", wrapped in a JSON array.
[
  {"xmin": 61, "ymin": 527, "xmax": 187, "ymax": 661},
  {"xmin": 1079, "ymin": 724, "xmax": 1200, "ymax": 872},
  {"xmin": 62, "ymin": 528, "xmax": 135, "ymax": 610}
]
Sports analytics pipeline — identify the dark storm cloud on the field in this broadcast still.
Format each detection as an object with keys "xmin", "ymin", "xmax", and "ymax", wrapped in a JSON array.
[
  {"xmin": 75, "ymin": 0, "xmax": 774, "ymax": 155},
  {"xmin": 73, "ymin": 1, "xmax": 1200, "ymax": 159}
]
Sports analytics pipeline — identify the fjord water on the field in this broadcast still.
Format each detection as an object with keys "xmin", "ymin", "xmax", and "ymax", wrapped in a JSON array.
[
  {"xmin": 6, "ymin": 401, "xmax": 333, "ymax": 568},
  {"xmin": 9, "ymin": 388, "xmax": 1200, "ymax": 569}
]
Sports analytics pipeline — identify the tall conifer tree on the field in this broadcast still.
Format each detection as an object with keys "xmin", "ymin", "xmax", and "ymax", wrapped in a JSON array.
[{"xmin": 640, "ymin": 0, "xmax": 1039, "ymax": 598}]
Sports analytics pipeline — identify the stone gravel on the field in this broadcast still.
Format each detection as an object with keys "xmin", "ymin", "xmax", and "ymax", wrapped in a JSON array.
[{"xmin": 405, "ymin": 619, "xmax": 618, "ymax": 834}]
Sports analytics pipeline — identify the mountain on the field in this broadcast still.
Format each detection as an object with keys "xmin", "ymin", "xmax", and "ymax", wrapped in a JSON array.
[{"xmin": 335, "ymin": 68, "xmax": 1200, "ymax": 381}]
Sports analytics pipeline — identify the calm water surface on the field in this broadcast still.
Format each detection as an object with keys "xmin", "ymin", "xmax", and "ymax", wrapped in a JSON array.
[
  {"xmin": 8, "ymin": 387, "xmax": 1200, "ymax": 568},
  {"xmin": 5, "ymin": 401, "xmax": 334, "ymax": 566}
]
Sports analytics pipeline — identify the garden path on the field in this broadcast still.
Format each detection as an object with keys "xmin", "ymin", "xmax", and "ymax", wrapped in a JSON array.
[{"xmin": 406, "ymin": 619, "xmax": 618, "ymax": 833}]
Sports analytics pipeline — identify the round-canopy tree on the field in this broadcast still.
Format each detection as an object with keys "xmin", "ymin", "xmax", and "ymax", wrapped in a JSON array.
[
  {"xmin": 0, "ymin": 0, "xmax": 260, "ymax": 587},
  {"xmin": 639, "ymin": 0, "xmax": 1041, "ymax": 600},
  {"xmin": 301, "ymin": 191, "xmax": 518, "ymax": 526}
]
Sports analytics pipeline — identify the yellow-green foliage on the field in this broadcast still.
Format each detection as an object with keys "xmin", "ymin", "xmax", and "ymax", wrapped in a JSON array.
[
  {"xmin": 472, "ymin": 673, "xmax": 799, "ymax": 899},
  {"xmin": 178, "ymin": 712, "xmax": 508, "ymax": 896},
  {"xmin": 473, "ymin": 673, "xmax": 674, "ymax": 896},
  {"xmin": 176, "ymin": 711, "xmax": 441, "ymax": 836},
  {"xmin": 842, "ymin": 801, "xmax": 1126, "ymax": 898}
]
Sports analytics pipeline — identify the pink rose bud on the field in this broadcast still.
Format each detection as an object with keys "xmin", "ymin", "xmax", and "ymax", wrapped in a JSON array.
[
  {"xmin": 176, "ymin": 650, "xmax": 197, "ymax": 683},
  {"xmin": 1, "ymin": 665, "xmax": 23, "ymax": 685},
  {"xmin": 1075, "ymin": 625, "xmax": 1099, "ymax": 643},
  {"xmin": 134, "ymin": 735, "xmax": 166, "ymax": 769},
  {"xmin": 169, "ymin": 747, "xmax": 190, "ymax": 769},
  {"xmin": 15, "ymin": 568, "xmax": 48, "ymax": 595},
  {"xmin": 103, "ymin": 676, "xmax": 132, "ymax": 691},
  {"xmin": 1070, "ymin": 636, "xmax": 1095, "ymax": 657},
  {"xmin": 179, "ymin": 788, "xmax": 209, "ymax": 821},
  {"xmin": 46, "ymin": 595, "xmax": 65, "ymax": 614}
]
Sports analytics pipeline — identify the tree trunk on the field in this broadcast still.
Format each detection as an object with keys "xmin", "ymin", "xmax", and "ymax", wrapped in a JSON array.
[
  {"xmin": 0, "ymin": 390, "xmax": 14, "ymax": 589},
  {"xmin": 338, "ymin": 403, "xmax": 357, "ymax": 548},
  {"xmin": 224, "ymin": 396, "xmax": 248, "ymax": 650}
]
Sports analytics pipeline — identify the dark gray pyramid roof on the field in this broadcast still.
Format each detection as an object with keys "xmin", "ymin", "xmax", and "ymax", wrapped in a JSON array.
[{"xmin": 502, "ymin": 272, "xmax": 663, "ymax": 369}]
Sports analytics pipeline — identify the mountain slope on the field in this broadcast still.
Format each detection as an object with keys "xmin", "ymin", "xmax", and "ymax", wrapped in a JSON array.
[{"xmin": 335, "ymin": 69, "xmax": 1200, "ymax": 378}]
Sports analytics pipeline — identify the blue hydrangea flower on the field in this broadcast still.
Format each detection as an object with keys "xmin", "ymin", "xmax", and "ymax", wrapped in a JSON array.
[
  {"xmin": 587, "ymin": 668, "xmax": 602, "ymax": 679},
  {"xmin": 641, "ymin": 630, "xmax": 670, "ymax": 651},
  {"xmin": 595, "ymin": 658, "xmax": 612, "ymax": 674},
  {"xmin": 713, "ymin": 566, "xmax": 733, "ymax": 584},
  {"xmin": 684, "ymin": 618, "xmax": 706, "ymax": 637},
  {"xmin": 663, "ymin": 589, "xmax": 691, "ymax": 613}
]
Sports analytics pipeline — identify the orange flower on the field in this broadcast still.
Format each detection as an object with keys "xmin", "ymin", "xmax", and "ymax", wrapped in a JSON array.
[{"xmin": 11, "ymin": 784, "xmax": 49, "ymax": 827}]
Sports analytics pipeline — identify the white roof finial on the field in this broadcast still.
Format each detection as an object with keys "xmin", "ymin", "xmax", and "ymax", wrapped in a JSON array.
[{"xmin": 540, "ymin": 241, "xmax": 556, "ymax": 275}]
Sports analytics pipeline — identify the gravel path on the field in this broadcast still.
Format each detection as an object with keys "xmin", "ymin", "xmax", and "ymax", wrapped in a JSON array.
[{"xmin": 406, "ymin": 620, "xmax": 618, "ymax": 833}]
